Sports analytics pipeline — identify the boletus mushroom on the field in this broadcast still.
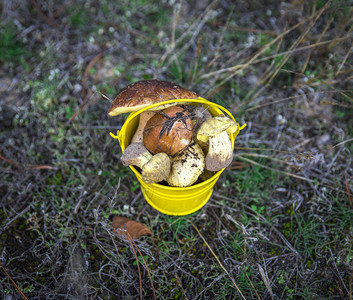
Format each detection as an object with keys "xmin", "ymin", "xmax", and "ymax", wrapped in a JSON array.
[
  {"xmin": 143, "ymin": 106, "xmax": 194, "ymax": 156},
  {"xmin": 131, "ymin": 111, "xmax": 155, "ymax": 144},
  {"xmin": 196, "ymin": 116, "xmax": 238, "ymax": 171},
  {"xmin": 107, "ymin": 80, "xmax": 198, "ymax": 144},
  {"xmin": 166, "ymin": 142, "xmax": 205, "ymax": 187},
  {"xmin": 141, "ymin": 153, "xmax": 171, "ymax": 184},
  {"xmin": 121, "ymin": 142, "xmax": 171, "ymax": 184}
]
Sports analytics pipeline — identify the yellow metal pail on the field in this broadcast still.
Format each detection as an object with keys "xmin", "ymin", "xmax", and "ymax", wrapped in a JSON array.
[{"xmin": 111, "ymin": 97, "xmax": 245, "ymax": 216}]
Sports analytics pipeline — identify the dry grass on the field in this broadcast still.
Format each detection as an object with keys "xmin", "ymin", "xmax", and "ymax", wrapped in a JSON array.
[{"xmin": 1, "ymin": 0, "xmax": 353, "ymax": 299}]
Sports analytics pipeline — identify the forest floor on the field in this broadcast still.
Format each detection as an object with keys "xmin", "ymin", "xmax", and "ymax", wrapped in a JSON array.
[{"xmin": 1, "ymin": 0, "xmax": 353, "ymax": 299}]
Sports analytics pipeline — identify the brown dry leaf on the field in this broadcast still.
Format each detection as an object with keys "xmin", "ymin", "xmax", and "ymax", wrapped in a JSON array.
[{"xmin": 112, "ymin": 216, "xmax": 152, "ymax": 240}]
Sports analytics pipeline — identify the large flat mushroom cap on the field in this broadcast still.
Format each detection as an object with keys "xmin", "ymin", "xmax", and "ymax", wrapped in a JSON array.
[{"xmin": 108, "ymin": 80, "xmax": 198, "ymax": 116}]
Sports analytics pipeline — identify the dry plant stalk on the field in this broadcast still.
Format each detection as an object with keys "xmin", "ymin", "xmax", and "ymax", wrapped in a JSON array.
[
  {"xmin": 0, "ymin": 155, "xmax": 54, "ymax": 170},
  {"xmin": 130, "ymin": 238, "xmax": 156, "ymax": 300},
  {"xmin": 0, "ymin": 261, "xmax": 29, "ymax": 300},
  {"xmin": 345, "ymin": 174, "xmax": 352, "ymax": 209},
  {"xmin": 70, "ymin": 53, "xmax": 104, "ymax": 122},
  {"xmin": 237, "ymin": 155, "xmax": 313, "ymax": 182},
  {"xmin": 127, "ymin": 235, "xmax": 143, "ymax": 300},
  {"xmin": 112, "ymin": 217, "xmax": 156, "ymax": 300}
]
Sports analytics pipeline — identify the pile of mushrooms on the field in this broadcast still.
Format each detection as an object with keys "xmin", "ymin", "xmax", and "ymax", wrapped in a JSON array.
[{"xmin": 108, "ymin": 80, "xmax": 238, "ymax": 187}]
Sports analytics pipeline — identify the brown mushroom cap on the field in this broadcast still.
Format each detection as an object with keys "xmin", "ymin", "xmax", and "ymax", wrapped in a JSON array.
[
  {"xmin": 108, "ymin": 80, "xmax": 198, "ymax": 116},
  {"xmin": 143, "ymin": 106, "xmax": 194, "ymax": 156}
]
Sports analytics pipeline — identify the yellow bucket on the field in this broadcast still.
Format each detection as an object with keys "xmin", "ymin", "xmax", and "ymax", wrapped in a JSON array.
[{"xmin": 110, "ymin": 97, "xmax": 245, "ymax": 216}]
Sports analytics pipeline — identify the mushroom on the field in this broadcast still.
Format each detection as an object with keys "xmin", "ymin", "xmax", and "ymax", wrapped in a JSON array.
[
  {"xmin": 121, "ymin": 142, "xmax": 152, "ymax": 168},
  {"xmin": 121, "ymin": 142, "xmax": 171, "ymax": 184},
  {"xmin": 131, "ymin": 111, "xmax": 155, "ymax": 144},
  {"xmin": 196, "ymin": 116, "xmax": 238, "ymax": 171},
  {"xmin": 108, "ymin": 80, "xmax": 198, "ymax": 116},
  {"xmin": 166, "ymin": 142, "xmax": 205, "ymax": 187},
  {"xmin": 107, "ymin": 79, "xmax": 198, "ymax": 145},
  {"xmin": 143, "ymin": 106, "xmax": 194, "ymax": 156},
  {"xmin": 141, "ymin": 152, "xmax": 171, "ymax": 184}
]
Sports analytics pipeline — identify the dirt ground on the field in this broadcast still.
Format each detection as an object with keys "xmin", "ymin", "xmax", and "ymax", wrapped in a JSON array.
[{"xmin": 1, "ymin": 0, "xmax": 353, "ymax": 299}]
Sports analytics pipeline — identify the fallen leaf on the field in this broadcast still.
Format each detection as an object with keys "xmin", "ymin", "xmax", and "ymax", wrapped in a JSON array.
[{"xmin": 112, "ymin": 216, "xmax": 152, "ymax": 240}]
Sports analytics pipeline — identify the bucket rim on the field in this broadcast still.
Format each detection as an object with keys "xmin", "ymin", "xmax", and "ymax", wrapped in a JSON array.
[{"xmin": 123, "ymin": 97, "xmax": 236, "ymax": 125}]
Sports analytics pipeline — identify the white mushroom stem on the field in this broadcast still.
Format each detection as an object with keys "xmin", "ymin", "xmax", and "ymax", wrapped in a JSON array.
[
  {"xmin": 131, "ymin": 111, "xmax": 155, "ymax": 144},
  {"xmin": 205, "ymin": 131, "xmax": 233, "ymax": 171},
  {"xmin": 167, "ymin": 142, "xmax": 205, "ymax": 187}
]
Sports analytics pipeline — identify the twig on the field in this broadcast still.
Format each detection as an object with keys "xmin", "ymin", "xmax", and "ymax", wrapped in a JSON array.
[
  {"xmin": 233, "ymin": 146, "xmax": 295, "ymax": 154},
  {"xmin": 329, "ymin": 248, "xmax": 349, "ymax": 295},
  {"xmin": 1, "ymin": 205, "xmax": 32, "ymax": 230},
  {"xmin": 27, "ymin": 164, "xmax": 54, "ymax": 170},
  {"xmin": 127, "ymin": 235, "xmax": 143, "ymax": 300},
  {"xmin": 332, "ymin": 137, "xmax": 353, "ymax": 149},
  {"xmin": 339, "ymin": 90, "xmax": 353, "ymax": 102},
  {"xmin": 131, "ymin": 238, "xmax": 156, "ymax": 300},
  {"xmin": 210, "ymin": 21, "xmax": 277, "ymax": 37},
  {"xmin": 243, "ymin": 89, "xmax": 352, "ymax": 112},
  {"xmin": 237, "ymin": 155, "xmax": 313, "ymax": 182},
  {"xmin": 82, "ymin": 53, "xmax": 104, "ymax": 102},
  {"xmin": 345, "ymin": 173, "xmax": 352, "ymax": 209},
  {"xmin": 205, "ymin": 6, "xmax": 233, "ymax": 73},
  {"xmin": 188, "ymin": 220, "xmax": 246, "ymax": 300},
  {"xmin": 0, "ymin": 155, "xmax": 54, "ymax": 170},
  {"xmin": 258, "ymin": 264, "xmax": 275, "ymax": 300},
  {"xmin": 204, "ymin": 15, "xmax": 310, "ymax": 97},
  {"xmin": 119, "ymin": 228, "xmax": 156, "ymax": 300},
  {"xmin": 349, "ymin": 271, "xmax": 353, "ymax": 300},
  {"xmin": 70, "ymin": 53, "xmax": 104, "ymax": 122},
  {"xmin": 244, "ymin": 271, "xmax": 261, "ymax": 300},
  {"xmin": 189, "ymin": 36, "xmax": 202, "ymax": 86},
  {"xmin": 171, "ymin": 0, "xmax": 182, "ymax": 50},
  {"xmin": 201, "ymin": 36, "xmax": 350, "ymax": 81},
  {"xmin": 335, "ymin": 41, "xmax": 353, "ymax": 77},
  {"xmin": 301, "ymin": 16, "xmax": 333, "ymax": 74},
  {"xmin": 0, "ymin": 261, "xmax": 29, "ymax": 300},
  {"xmin": 31, "ymin": 0, "xmax": 59, "ymax": 28},
  {"xmin": 160, "ymin": 0, "xmax": 219, "ymax": 65},
  {"xmin": 0, "ymin": 155, "xmax": 20, "ymax": 167},
  {"xmin": 239, "ymin": 152, "xmax": 289, "ymax": 165},
  {"xmin": 52, "ymin": 1, "xmax": 69, "ymax": 18},
  {"xmin": 74, "ymin": 190, "xmax": 88, "ymax": 214},
  {"xmin": 226, "ymin": 161, "xmax": 246, "ymax": 170},
  {"xmin": 246, "ymin": 0, "xmax": 331, "ymax": 105},
  {"xmin": 105, "ymin": 23, "xmax": 160, "ymax": 43}
]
